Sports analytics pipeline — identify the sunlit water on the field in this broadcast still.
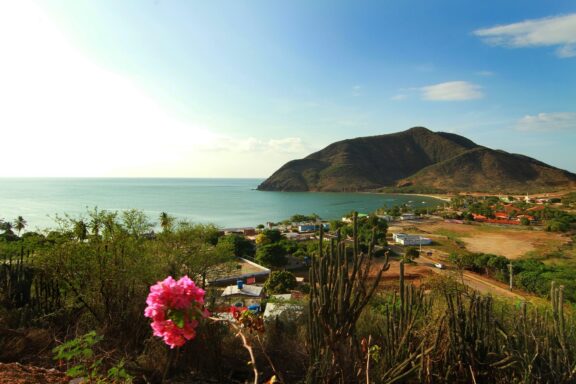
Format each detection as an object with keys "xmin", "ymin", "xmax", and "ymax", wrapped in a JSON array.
[{"xmin": 0, "ymin": 178, "xmax": 443, "ymax": 231}]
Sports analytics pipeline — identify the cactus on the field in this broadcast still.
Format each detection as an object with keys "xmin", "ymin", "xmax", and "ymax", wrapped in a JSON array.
[
  {"xmin": 307, "ymin": 212, "xmax": 389, "ymax": 384},
  {"xmin": 0, "ymin": 245, "xmax": 63, "ymax": 326}
]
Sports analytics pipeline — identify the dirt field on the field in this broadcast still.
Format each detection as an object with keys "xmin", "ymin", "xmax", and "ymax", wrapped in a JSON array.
[
  {"xmin": 368, "ymin": 258, "xmax": 433, "ymax": 288},
  {"xmin": 390, "ymin": 220, "xmax": 570, "ymax": 259}
]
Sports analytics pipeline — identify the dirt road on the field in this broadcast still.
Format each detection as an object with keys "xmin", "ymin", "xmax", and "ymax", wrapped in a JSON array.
[{"xmin": 416, "ymin": 254, "xmax": 526, "ymax": 300}]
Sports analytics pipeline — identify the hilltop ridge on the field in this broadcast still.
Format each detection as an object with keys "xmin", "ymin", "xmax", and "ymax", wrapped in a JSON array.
[{"xmin": 257, "ymin": 127, "xmax": 576, "ymax": 193}]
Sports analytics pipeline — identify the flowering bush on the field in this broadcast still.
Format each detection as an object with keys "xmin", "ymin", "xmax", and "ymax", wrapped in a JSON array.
[
  {"xmin": 230, "ymin": 306, "xmax": 265, "ymax": 334},
  {"xmin": 144, "ymin": 276, "xmax": 209, "ymax": 348}
]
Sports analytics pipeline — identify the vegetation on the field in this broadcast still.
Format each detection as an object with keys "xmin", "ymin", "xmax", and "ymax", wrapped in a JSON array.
[
  {"xmin": 218, "ymin": 233, "xmax": 255, "ymax": 258},
  {"xmin": 255, "ymin": 243, "xmax": 288, "ymax": 268},
  {"xmin": 290, "ymin": 213, "xmax": 321, "ymax": 222},
  {"xmin": 258, "ymin": 126, "xmax": 576, "ymax": 193},
  {"xmin": 264, "ymin": 271, "xmax": 297, "ymax": 294},
  {"xmin": 307, "ymin": 213, "xmax": 390, "ymax": 383},
  {"xmin": 3, "ymin": 208, "xmax": 576, "ymax": 383}
]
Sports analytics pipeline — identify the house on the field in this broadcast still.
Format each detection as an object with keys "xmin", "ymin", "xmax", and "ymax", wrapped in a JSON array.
[
  {"xmin": 502, "ymin": 204, "xmax": 521, "ymax": 214},
  {"xmin": 527, "ymin": 205, "xmax": 546, "ymax": 212},
  {"xmin": 392, "ymin": 233, "xmax": 432, "ymax": 246},
  {"xmin": 376, "ymin": 215, "xmax": 395, "ymax": 222},
  {"xmin": 208, "ymin": 258, "xmax": 270, "ymax": 287},
  {"xmin": 297, "ymin": 222, "xmax": 330, "ymax": 233},
  {"xmin": 221, "ymin": 281, "xmax": 264, "ymax": 307},
  {"xmin": 341, "ymin": 213, "xmax": 369, "ymax": 223},
  {"xmin": 517, "ymin": 214, "xmax": 535, "ymax": 221},
  {"xmin": 400, "ymin": 213, "xmax": 418, "ymax": 221},
  {"xmin": 263, "ymin": 293, "xmax": 304, "ymax": 322},
  {"xmin": 223, "ymin": 227, "xmax": 256, "ymax": 236}
]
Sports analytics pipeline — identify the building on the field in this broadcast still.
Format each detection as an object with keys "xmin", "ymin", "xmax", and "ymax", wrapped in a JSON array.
[
  {"xmin": 208, "ymin": 258, "xmax": 270, "ymax": 287},
  {"xmin": 223, "ymin": 227, "xmax": 257, "ymax": 236},
  {"xmin": 341, "ymin": 213, "xmax": 369, "ymax": 223},
  {"xmin": 392, "ymin": 233, "xmax": 432, "ymax": 246},
  {"xmin": 376, "ymin": 214, "xmax": 395, "ymax": 222},
  {"xmin": 297, "ymin": 222, "xmax": 330, "ymax": 233},
  {"xmin": 263, "ymin": 294, "xmax": 304, "ymax": 322},
  {"xmin": 221, "ymin": 281, "xmax": 264, "ymax": 307},
  {"xmin": 400, "ymin": 213, "xmax": 418, "ymax": 221}
]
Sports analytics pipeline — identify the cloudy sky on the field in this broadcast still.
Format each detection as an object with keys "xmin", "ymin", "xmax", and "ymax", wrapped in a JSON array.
[{"xmin": 1, "ymin": 0, "xmax": 575, "ymax": 177}]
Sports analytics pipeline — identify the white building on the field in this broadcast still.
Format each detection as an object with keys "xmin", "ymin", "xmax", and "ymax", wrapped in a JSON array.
[
  {"xmin": 221, "ymin": 283, "xmax": 264, "ymax": 307},
  {"xmin": 393, "ymin": 233, "xmax": 432, "ymax": 246},
  {"xmin": 400, "ymin": 213, "xmax": 418, "ymax": 221},
  {"xmin": 376, "ymin": 215, "xmax": 394, "ymax": 222}
]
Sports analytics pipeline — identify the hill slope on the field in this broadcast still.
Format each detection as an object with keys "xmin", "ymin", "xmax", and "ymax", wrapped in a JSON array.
[{"xmin": 257, "ymin": 127, "xmax": 576, "ymax": 193}]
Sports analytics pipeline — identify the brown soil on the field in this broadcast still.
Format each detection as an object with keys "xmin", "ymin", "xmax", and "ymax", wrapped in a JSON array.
[
  {"xmin": 0, "ymin": 363, "xmax": 69, "ymax": 384},
  {"xmin": 369, "ymin": 259, "xmax": 433, "ymax": 288},
  {"xmin": 393, "ymin": 220, "xmax": 569, "ymax": 259}
]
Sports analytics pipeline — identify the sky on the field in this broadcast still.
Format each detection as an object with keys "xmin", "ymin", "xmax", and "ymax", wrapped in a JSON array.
[{"xmin": 0, "ymin": 0, "xmax": 575, "ymax": 177}]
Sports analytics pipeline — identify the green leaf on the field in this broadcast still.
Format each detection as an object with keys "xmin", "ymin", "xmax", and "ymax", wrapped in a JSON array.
[
  {"xmin": 66, "ymin": 365, "xmax": 84, "ymax": 378},
  {"xmin": 170, "ymin": 310, "xmax": 185, "ymax": 328}
]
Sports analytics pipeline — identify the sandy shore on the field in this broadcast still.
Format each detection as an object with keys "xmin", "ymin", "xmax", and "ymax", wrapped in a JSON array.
[{"xmin": 394, "ymin": 193, "xmax": 453, "ymax": 203}]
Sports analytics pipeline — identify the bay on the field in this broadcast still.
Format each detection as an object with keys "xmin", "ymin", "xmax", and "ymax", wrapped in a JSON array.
[{"xmin": 0, "ymin": 178, "xmax": 443, "ymax": 231}]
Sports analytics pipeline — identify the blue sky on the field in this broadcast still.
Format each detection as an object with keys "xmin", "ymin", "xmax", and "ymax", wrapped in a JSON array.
[{"xmin": 1, "ymin": 0, "xmax": 575, "ymax": 177}]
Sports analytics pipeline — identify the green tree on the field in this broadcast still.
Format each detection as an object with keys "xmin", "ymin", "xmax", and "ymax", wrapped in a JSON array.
[
  {"xmin": 263, "ymin": 229, "xmax": 283, "ymax": 243},
  {"xmin": 121, "ymin": 209, "xmax": 153, "ymax": 238},
  {"xmin": 255, "ymin": 243, "xmax": 287, "ymax": 268},
  {"xmin": 290, "ymin": 213, "xmax": 320, "ymax": 222},
  {"xmin": 163, "ymin": 222, "xmax": 232, "ymax": 288},
  {"xmin": 159, "ymin": 211, "xmax": 175, "ymax": 233},
  {"xmin": 264, "ymin": 271, "xmax": 297, "ymax": 294},
  {"xmin": 13, "ymin": 216, "xmax": 27, "ymax": 236},
  {"xmin": 546, "ymin": 218, "xmax": 570, "ymax": 232},
  {"xmin": 0, "ymin": 220, "xmax": 14, "ymax": 235},
  {"xmin": 100, "ymin": 211, "xmax": 119, "ymax": 240},
  {"xmin": 405, "ymin": 247, "xmax": 420, "ymax": 261},
  {"xmin": 73, "ymin": 219, "xmax": 88, "ymax": 241},
  {"xmin": 218, "ymin": 234, "xmax": 255, "ymax": 258}
]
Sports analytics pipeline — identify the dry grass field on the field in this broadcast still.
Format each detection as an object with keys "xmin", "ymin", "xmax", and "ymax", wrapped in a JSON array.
[{"xmin": 390, "ymin": 219, "xmax": 570, "ymax": 260}]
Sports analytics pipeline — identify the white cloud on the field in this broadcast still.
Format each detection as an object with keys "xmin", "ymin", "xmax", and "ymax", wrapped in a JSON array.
[
  {"xmin": 196, "ymin": 136, "xmax": 310, "ymax": 154},
  {"xmin": 474, "ymin": 14, "xmax": 576, "ymax": 58},
  {"xmin": 421, "ymin": 81, "xmax": 484, "ymax": 101},
  {"xmin": 557, "ymin": 44, "xmax": 576, "ymax": 58},
  {"xmin": 476, "ymin": 70, "xmax": 495, "ymax": 77},
  {"xmin": 517, "ymin": 112, "xmax": 576, "ymax": 131},
  {"xmin": 0, "ymin": 0, "xmax": 220, "ymax": 177},
  {"xmin": 390, "ymin": 94, "xmax": 407, "ymax": 101}
]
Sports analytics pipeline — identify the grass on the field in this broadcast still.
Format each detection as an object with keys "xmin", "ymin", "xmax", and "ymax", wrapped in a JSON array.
[{"xmin": 432, "ymin": 228, "xmax": 470, "ymax": 239}]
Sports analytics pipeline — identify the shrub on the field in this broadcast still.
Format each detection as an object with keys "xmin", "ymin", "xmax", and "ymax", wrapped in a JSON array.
[{"xmin": 264, "ymin": 271, "xmax": 297, "ymax": 294}]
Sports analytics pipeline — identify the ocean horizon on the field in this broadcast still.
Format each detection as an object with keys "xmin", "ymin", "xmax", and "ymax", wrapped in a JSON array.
[{"xmin": 0, "ymin": 177, "xmax": 443, "ymax": 231}]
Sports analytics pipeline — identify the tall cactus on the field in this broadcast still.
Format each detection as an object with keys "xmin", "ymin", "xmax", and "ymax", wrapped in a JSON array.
[
  {"xmin": 371, "ymin": 260, "xmax": 433, "ymax": 383},
  {"xmin": 307, "ymin": 212, "xmax": 389, "ymax": 384}
]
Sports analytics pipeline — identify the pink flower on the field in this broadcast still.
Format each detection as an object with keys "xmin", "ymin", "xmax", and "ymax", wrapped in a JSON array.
[{"xmin": 144, "ymin": 276, "xmax": 209, "ymax": 348}]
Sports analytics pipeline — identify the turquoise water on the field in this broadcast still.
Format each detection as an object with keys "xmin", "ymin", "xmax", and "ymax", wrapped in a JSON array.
[{"xmin": 0, "ymin": 178, "xmax": 442, "ymax": 231}]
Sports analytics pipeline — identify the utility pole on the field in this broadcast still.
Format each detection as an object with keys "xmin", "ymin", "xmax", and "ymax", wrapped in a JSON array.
[
  {"xmin": 419, "ymin": 236, "xmax": 422, "ymax": 255},
  {"xmin": 508, "ymin": 262, "xmax": 513, "ymax": 291}
]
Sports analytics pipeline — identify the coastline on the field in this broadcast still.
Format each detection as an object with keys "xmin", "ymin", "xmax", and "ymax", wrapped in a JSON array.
[{"xmin": 394, "ymin": 193, "xmax": 453, "ymax": 203}]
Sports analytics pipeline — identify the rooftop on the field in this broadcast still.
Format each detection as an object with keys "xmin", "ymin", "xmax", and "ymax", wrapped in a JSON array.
[{"xmin": 221, "ymin": 284, "xmax": 264, "ymax": 297}]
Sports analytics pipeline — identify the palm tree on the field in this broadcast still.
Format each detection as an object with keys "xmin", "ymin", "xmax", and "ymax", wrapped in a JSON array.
[
  {"xmin": 159, "ymin": 212, "xmax": 175, "ymax": 233},
  {"xmin": 73, "ymin": 219, "xmax": 88, "ymax": 241},
  {"xmin": 1, "ymin": 220, "xmax": 14, "ymax": 235},
  {"xmin": 14, "ymin": 216, "xmax": 27, "ymax": 236}
]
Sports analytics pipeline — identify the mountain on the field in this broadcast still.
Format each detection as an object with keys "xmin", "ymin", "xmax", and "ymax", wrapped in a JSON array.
[{"xmin": 257, "ymin": 127, "xmax": 576, "ymax": 193}]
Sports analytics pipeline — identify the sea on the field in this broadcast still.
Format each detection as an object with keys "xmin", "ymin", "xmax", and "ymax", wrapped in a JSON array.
[{"xmin": 0, "ymin": 178, "xmax": 443, "ymax": 231}]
